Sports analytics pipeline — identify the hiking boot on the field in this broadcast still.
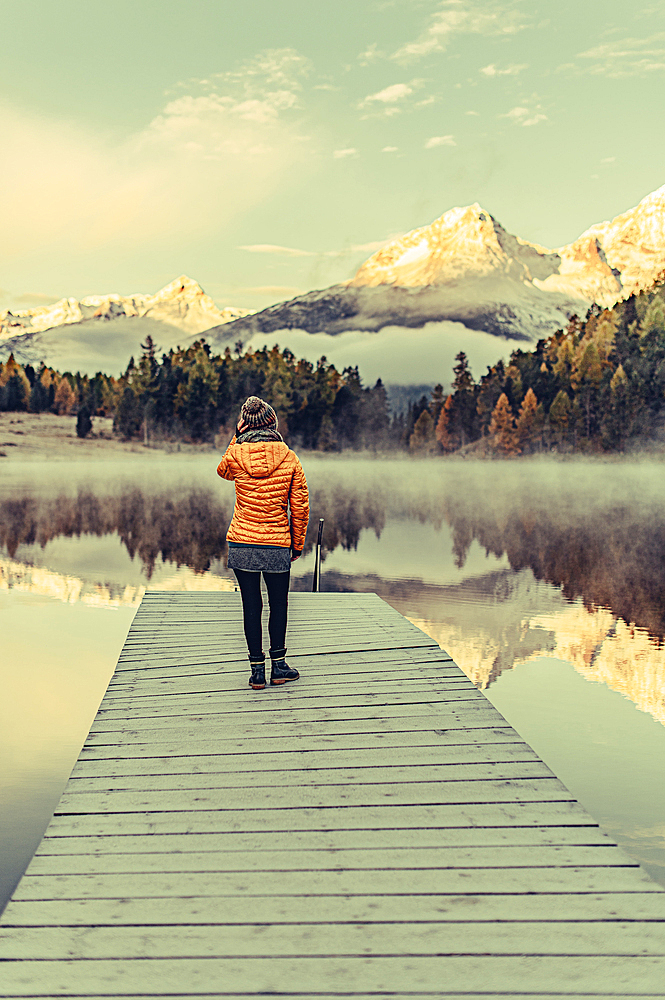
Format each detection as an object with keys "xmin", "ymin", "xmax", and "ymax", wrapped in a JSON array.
[
  {"xmin": 269, "ymin": 648, "xmax": 299, "ymax": 685},
  {"xmin": 248, "ymin": 655, "xmax": 266, "ymax": 690}
]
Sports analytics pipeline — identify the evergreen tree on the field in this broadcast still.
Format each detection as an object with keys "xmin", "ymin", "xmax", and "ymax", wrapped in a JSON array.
[
  {"xmin": 436, "ymin": 395, "xmax": 458, "ymax": 452},
  {"xmin": 488, "ymin": 393, "xmax": 518, "ymax": 455},
  {"xmin": 515, "ymin": 387, "xmax": 540, "ymax": 453},
  {"xmin": 5, "ymin": 373, "xmax": 28, "ymax": 411},
  {"xmin": 450, "ymin": 352, "xmax": 478, "ymax": 444},
  {"xmin": 54, "ymin": 377, "xmax": 76, "ymax": 415},
  {"xmin": 409, "ymin": 410, "xmax": 435, "ymax": 453},
  {"xmin": 548, "ymin": 390, "xmax": 571, "ymax": 447},
  {"xmin": 365, "ymin": 378, "xmax": 391, "ymax": 449},
  {"xmin": 29, "ymin": 378, "xmax": 50, "ymax": 413},
  {"xmin": 76, "ymin": 406, "xmax": 93, "ymax": 439},
  {"xmin": 429, "ymin": 383, "xmax": 445, "ymax": 427},
  {"xmin": 114, "ymin": 386, "xmax": 142, "ymax": 439}
]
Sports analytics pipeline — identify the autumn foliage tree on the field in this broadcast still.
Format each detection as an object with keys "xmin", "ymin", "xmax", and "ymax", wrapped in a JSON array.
[{"xmin": 488, "ymin": 393, "xmax": 519, "ymax": 455}]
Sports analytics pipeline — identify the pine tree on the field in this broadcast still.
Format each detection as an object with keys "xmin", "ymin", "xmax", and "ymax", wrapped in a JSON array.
[
  {"xmin": 429, "ymin": 384, "xmax": 445, "ymax": 427},
  {"xmin": 29, "ymin": 378, "xmax": 50, "ymax": 413},
  {"xmin": 451, "ymin": 351, "xmax": 478, "ymax": 444},
  {"xmin": 548, "ymin": 390, "xmax": 571, "ymax": 447},
  {"xmin": 53, "ymin": 377, "xmax": 76, "ymax": 415},
  {"xmin": 114, "ymin": 386, "xmax": 142, "ymax": 439},
  {"xmin": 5, "ymin": 373, "xmax": 28, "ymax": 411},
  {"xmin": 515, "ymin": 387, "xmax": 540, "ymax": 453},
  {"xmin": 76, "ymin": 406, "xmax": 93, "ymax": 439},
  {"xmin": 641, "ymin": 294, "xmax": 665, "ymax": 338},
  {"xmin": 488, "ymin": 393, "xmax": 518, "ymax": 455},
  {"xmin": 409, "ymin": 410, "xmax": 435, "ymax": 453},
  {"xmin": 435, "ymin": 395, "xmax": 457, "ymax": 452},
  {"xmin": 572, "ymin": 341, "xmax": 603, "ymax": 439}
]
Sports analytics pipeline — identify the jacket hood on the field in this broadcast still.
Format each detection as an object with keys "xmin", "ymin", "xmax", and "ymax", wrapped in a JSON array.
[{"xmin": 231, "ymin": 440, "xmax": 291, "ymax": 478}]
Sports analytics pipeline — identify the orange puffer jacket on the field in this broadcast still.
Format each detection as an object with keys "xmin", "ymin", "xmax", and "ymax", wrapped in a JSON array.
[{"xmin": 217, "ymin": 437, "xmax": 309, "ymax": 551}]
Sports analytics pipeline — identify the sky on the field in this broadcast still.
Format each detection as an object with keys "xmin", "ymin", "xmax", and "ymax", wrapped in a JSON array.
[{"xmin": 2, "ymin": 0, "xmax": 665, "ymax": 313}]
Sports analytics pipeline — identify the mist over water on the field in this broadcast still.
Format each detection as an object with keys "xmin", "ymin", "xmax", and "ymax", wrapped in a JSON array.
[{"xmin": 2, "ymin": 454, "xmax": 665, "ymax": 905}]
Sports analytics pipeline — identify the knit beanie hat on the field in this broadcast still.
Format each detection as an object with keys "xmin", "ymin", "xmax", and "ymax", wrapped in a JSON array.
[{"xmin": 239, "ymin": 395, "xmax": 278, "ymax": 430}]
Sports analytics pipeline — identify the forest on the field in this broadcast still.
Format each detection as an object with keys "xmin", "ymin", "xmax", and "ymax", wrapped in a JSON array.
[{"xmin": 1, "ymin": 273, "xmax": 664, "ymax": 454}]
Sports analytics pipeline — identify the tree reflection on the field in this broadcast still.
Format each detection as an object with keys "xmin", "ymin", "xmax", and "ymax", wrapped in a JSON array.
[{"xmin": 1, "ymin": 479, "xmax": 664, "ymax": 641}]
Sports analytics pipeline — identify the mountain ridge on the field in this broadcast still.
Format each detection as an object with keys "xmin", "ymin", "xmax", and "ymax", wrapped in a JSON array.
[
  {"xmin": 204, "ymin": 186, "xmax": 665, "ymax": 347},
  {"xmin": 0, "ymin": 275, "xmax": 252, "ymax": 343}
]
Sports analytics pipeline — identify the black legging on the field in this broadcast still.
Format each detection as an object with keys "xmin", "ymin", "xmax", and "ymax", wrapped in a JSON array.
[{"xmin": 234, "ymin": 569, "xmax": 290, "ymax": 660}]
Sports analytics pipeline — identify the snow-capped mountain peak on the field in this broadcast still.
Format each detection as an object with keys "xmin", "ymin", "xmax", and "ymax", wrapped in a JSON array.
[
  {"xmin": 349, "ymin": 201, "xmax": 627, "ymax": 309},
  {"xmin": 578, "ymin": 185, "xmax": 665, "ymax": 298},
  {"xmin": 0, "ymin": 276, "xmax": 253, "ymax": 341}
]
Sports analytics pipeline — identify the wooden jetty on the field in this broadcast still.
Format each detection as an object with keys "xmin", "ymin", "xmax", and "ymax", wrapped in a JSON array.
[{"xmin": 1, "ymin": 590, "xmax": 665, "ymax": 998}]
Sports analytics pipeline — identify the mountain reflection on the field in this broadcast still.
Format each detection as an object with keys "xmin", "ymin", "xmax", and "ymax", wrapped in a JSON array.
[
  {"xmin": 1, "ymin": 477, "xmax": 663, "ymax": 641},
  {"xmin": 443, "ymin": 499, "xmax": 665, "ymax": 640}
]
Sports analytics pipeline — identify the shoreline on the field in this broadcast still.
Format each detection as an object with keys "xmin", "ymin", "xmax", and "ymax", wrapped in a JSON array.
[{"xmin": 2, "ymin": 411, "xmax": 664, "ymax": 464}]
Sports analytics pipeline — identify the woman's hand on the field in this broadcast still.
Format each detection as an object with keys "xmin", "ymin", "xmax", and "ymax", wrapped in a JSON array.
[
  {"xmin": 291, "ymin": 549, "xmax": 302, "ymax": 562},
  {"xmin": 236, "ymin": 417, "xmax": 248, "ymax": 434}
]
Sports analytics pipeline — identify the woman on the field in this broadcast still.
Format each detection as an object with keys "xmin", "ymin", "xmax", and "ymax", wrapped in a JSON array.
[{"xmin": 217, "ymin": 396, "xmax": 309, "ymax": 690}]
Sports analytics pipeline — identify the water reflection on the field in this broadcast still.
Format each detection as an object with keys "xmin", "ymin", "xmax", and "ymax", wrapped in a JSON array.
[
  {"xmin": 2, "ymin": 457, "xmax": 665, "ymax": 896},
  {"xmin": 2, "ymin": 464, "xmax": 664, "ymax": 632}
]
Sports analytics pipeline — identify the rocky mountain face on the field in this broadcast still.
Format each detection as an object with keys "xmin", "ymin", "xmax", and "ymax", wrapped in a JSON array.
[
  {"xmin": 0, "ymin": 275, "xmax": 251, "ymax": 342},
  {"xmin": 205, "ymin": 186, "xmax": 665, "ymax": 347}
]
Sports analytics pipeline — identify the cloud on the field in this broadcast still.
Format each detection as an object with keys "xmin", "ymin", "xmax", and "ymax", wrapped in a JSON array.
[
  {"xmin": 243, "ymin": 321, "xmax": 524, "ymax": 386},
  {"xmin": 237, "ymin": 238, "xmax": 399, "ymax": 261},
  {"xmin": 238, "ymin": 244, "xmax": 313, "ymax": 257},
  {"xmin": 0, "ymin": 49, "xmax": 315, "ymax": 263},
  {"xmin": 358, "ymin": 42, "xmax": 385, "ymax": 65},
  {"xmin": 392, "ymin": 0, "xmax": 531, "ymax": 63},
  {"xmin": 601, "ymin": 156, "xmax": 616, "ymax": 163},
  {"xmin": 501, "ymin": 105, "xmax": 547, "ymax": 126},
  {"xmin": 362, "ymin": 82, "xmax": 415, "ymax": 104},
  {"xmin": 465, "ymin": 110, "xmax": 481, "ymax": 115},
  {"xmin": 358, "ymin": 79, "xmax": 426, "ymax": 118},
  {"xmin": 575, "ymin": 34, "xmax": 665, "ymax": 76},
  {"xmin": 333, "ymin": 148, "xmax": 359, "ymax": 159},
  {"xmin": 234, "ymin": 285, "xmax": 303, "ymax": 298},
  {"xmin": 480, "ymin": 62, "xmax": 528, "ymax": 76},
  {"xmin": 425, "ymin": 135, "xmax": 457, "ymax": 148},
  {"xmin": 382, "ymin": 146, "xmax": 399, "ymax": 152}
]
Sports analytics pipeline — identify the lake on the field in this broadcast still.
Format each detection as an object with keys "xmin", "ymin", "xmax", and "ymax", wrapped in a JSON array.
[{"xmin": 1, "ymin": 452, "xmax": 665, "ymax": 911}]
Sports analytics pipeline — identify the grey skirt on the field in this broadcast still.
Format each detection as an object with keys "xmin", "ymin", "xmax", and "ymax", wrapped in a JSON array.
[{"xmin": 227, "ymin": 542, "xmax": 291, "ymax": 573}]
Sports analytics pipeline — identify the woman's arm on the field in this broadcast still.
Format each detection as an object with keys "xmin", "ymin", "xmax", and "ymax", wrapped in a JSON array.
[
  {"xmin": 216, "ymin": 434, "xmax": 238, "ymax": 480},
  {"xmin": 289, "ymin": 459, "xmax": 310, "ymax": 553}
]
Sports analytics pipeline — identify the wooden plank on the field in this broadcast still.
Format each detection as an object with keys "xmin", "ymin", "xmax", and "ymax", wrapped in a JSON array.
[
  {"xmin": 3, "ymin": 921, "xmax": 665, "ymax": 960},
  {"xmin": 77, "ymin": 728, "xmax": 528, "ymax": 759},
  {"xmin": 2, "ymin": 955, "xmax": 665, "ymax": 995},
  {"xmin": 112, "ymin": 645, "xmax": 454, "ymax": 674},
  {"xmin": 32, "ymin": 826, "xmax": 616, "ymax": 857},
  {"xmin": 43, "ymin": 800, "xmax": 597, "ymax": 837},
  {"xmin": 92, "ymin": 690, "xmax": 490, "ymax": 722},
  {"xmin": 82, "ymin": 711, "xmax": 511, "ymax": 744},
  {"xmin": 0, "ymin": 993, "xmax": 660, "ymax": 1000},
  {"xmin": 10, "ymin": 866, "xmax": 659, "ymax": 902},
  {"xmin": 62, "ymin": 764, "xmax": 558, "ymax": 795},
  {"xmin": 54, "ymin": 777, "xmax": 574, "ymax": 814},
  {"xmin": 68, "ymin": 742, "xmax": 543, "ymax": 777},
  {"xmin": 22, "ymin": 845, "xmax": 636, "ymax": 877},
  {"xmin": 103, "ymin": 673, "xmax": 471, "ymax": 699},
  {"xmin": 66, "ymin": 761, "xmax": 552, "ymax": 790},
  {"xmin": 6, "ymin": 892, "xmax": 665, "ymax": 927}
]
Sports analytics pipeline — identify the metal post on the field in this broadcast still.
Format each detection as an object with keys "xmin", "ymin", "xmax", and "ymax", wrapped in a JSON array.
[{"xmin": 312, "ymin": 518, "xmax": 324, "ymax": 592}]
